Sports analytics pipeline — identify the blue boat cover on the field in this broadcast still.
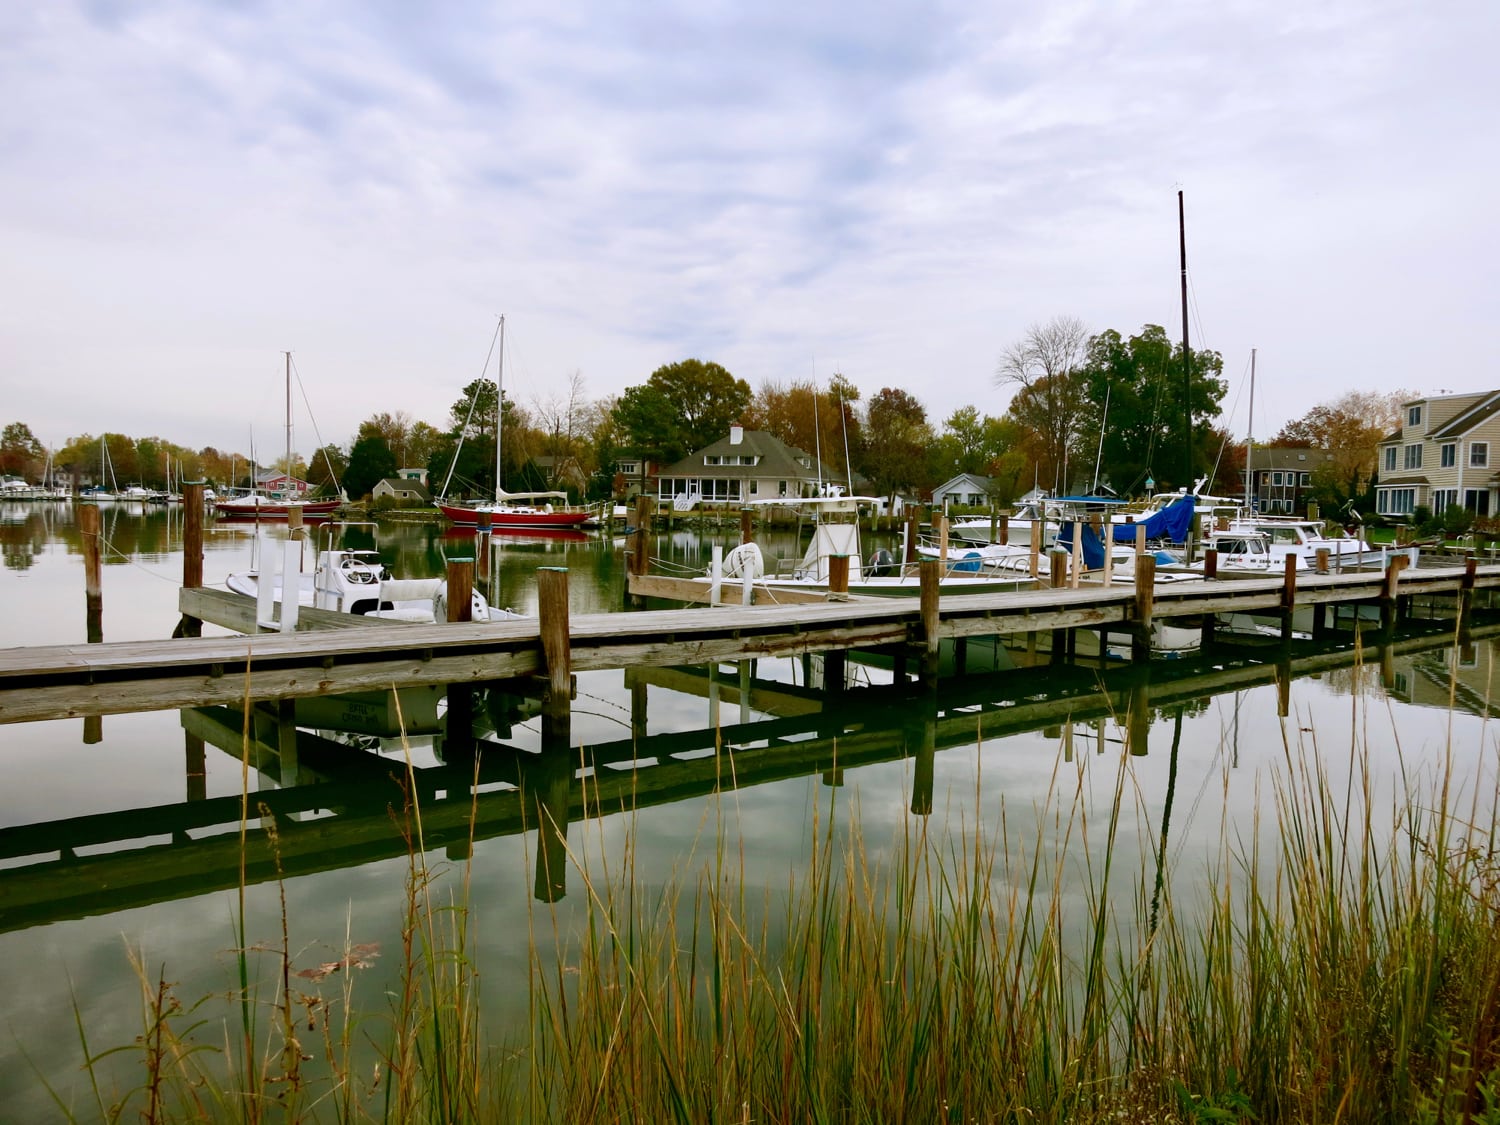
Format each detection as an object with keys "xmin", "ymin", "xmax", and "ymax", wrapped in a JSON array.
[
  {"xmin": 1109, "ymin": 494, "xmax": 1196, "ymax": 545},
  {"xmin": 1054, "ymin": 495, "xmax": 1199, "ymax": 570}
]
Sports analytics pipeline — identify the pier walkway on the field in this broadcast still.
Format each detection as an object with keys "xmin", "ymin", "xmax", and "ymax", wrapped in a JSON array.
[{"xmin": 1, "ymin": 560, "xmax": 1495, "ymax": 725}]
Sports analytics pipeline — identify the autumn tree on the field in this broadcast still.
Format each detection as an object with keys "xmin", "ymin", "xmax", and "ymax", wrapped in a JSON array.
[
  {"xmin": 0, "ymin": 422, "xmax": 45, "ymax": 478},
  {"xmin": 613, "ymin": 359, "xmax": 752, "ymax": 465},
  {"xmin": 1272, "ymin": 389, "xmax": 1408, "ymax": 507},
  {"xmin": 859, "ymin": 388, "xmax": 933, "ymax": 504},
  {"xmin": 996, "ymin": 316, "xmax": 1092, "ymax": 493},
  {"xmin": 746, "ymin": 374, "xmax": 863, "ymax": 479}
]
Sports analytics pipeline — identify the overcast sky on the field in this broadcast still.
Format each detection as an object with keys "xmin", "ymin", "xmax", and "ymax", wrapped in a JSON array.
[{"xmin": 2, "ymin": 0, "xmax": 1495, "ymax": 461}]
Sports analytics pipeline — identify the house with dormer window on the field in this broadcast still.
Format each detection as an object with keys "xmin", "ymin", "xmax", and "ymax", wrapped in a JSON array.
[
  {"xmin": 1376, "ymin": 391, "xmax": 1500, "ymax": 518},
  {"xmin": 655, "ymin": 425, "xmax": 862, "ymax": 505}
]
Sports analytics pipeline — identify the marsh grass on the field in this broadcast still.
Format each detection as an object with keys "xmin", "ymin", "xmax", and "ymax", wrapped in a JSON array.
[{"xmin": 64, "ymin": 649, "xmax": 1500, "ymax": 1122}]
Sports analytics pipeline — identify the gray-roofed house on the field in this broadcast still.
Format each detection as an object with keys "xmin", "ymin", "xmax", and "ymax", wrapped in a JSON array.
[
  {"xmin": 372, "ymin": 476, "xmax": 432, "ymax": 504},
  {"xmin": 1376, "ymin": 391, "xmax": 1500, "ymax": 518},
  {"xmin": 655, "ymin": 425, "xmax": 861, "ymax": 507}
]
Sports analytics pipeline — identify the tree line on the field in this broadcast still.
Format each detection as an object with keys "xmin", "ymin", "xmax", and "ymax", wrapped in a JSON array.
[{"xmin": 0, "ymin": 317, "xmax": 1406, "ymax": 512}]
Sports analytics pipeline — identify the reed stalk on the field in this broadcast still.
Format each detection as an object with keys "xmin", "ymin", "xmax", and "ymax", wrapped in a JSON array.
[{"xmin": 65, "ymin": 650, "xmax": 1500, "ymax": 1123}]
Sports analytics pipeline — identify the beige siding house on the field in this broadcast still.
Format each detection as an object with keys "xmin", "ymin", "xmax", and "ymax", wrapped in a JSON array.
[
  {"xmin": 1376, "ymin": 391, "xmax": 1500, "ymax": 518},
  {"xmin": 655, "ymin": 425, "xmax": 855, "ymax": 505}
]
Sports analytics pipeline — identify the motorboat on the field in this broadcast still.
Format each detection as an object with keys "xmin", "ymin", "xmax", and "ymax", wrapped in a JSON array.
[
  {"xmin": 716, "ymin": 492, "xmax": 1038, "ymax": 598},
  {"xmin": 1225, "ymin": 516, "xmax": 1382, "ymax": 570},
  {"xmin": 227, "ymin": 548, "xmax": 521, "ymax": 623}
]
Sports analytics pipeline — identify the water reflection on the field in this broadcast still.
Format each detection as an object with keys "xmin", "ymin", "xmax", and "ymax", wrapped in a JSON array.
[{"xmin": 3, "ymin": 617, "xmax": 1495, "ymax": 935}]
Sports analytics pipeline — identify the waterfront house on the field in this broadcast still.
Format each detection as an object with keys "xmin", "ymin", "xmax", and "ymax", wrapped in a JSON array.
[
  {"xmin": 654, "ymin": 425, "xmax": 862, "ymax": 507},
  {"xmin": 254, "ymin": 470, "xmax": 311, "ymax": 496},
  {"xmin": 932, "ymin": 473, "xmax": 995, "ymax": 510},
  {"xmin": 372, "ymin": 476, "xmax": 432, "ymax": 504},
  {"xmin": 1241, "ymin": 446, "xmax": 1334, "ymax": 515},
  {"xmin": 1375, "ymin": 391, "xmax": 1500, "ymax": 518}
]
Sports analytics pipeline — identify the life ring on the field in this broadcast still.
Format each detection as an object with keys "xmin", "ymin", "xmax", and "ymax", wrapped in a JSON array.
[{"xmin": 723, "ymin": 542, "xmax": 764, "ymax": 580}]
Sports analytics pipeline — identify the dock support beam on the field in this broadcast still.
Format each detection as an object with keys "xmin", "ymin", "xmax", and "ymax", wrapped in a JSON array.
[
  {"xmin": 444, "ymin": 557, "xmax": 476, "ymax": 753},
  {"xmin": 534, "ymin": 566, "xmax": 574, "ymax": 901},
  {"xmin": 80, "ymin": 501, "xmax": 102, "ymax": 645},
  {"xmin": 1280, "ymin": 555, "xmax": 1297, "ymax": 643},
  {"xmin": 173, "ymin": 481, "xmax": 204, "ymax": 638},
  {"xmin": 919, "ymin": 559, "xmax": 941, "ymax": 679}
]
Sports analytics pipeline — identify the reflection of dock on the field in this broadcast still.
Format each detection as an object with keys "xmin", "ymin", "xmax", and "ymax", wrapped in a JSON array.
[
  {"xmin": 3, "ymin": 562, "xmax": 1497, "ymax": 725},
  {"xmin": 1, "ymin": 618, "xmax": 1493, "ymax": 934}
]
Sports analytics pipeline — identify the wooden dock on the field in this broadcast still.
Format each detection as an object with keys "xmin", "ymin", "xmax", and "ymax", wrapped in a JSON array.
[
  {"xmin": 1, "ymin": 559, "xmax": 1496, "ymax": 725},
  {"xmin": 1, "ymin": 616, "xmax": 1489, "ymax": 933}
]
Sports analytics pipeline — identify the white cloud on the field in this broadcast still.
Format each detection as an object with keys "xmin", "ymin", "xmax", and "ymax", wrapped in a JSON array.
[{"xmin": 1, "ymin": 0, "xmax": 1496, "ymax": 456}]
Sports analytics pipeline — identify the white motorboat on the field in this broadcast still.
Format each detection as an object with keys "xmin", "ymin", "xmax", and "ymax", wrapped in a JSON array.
[
  {"xmin": 227, "ymin": 548, "xmax": 521, "ymax": 623},
  {"xmin": 1226, "ymin": 516, "xmax": 1382, "ymax": 570}
]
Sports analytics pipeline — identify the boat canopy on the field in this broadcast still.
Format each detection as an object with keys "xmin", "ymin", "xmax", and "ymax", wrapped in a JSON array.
[{"xmin": 1108, "ymin": 494, "xmax": 1196, "ymax": 545}]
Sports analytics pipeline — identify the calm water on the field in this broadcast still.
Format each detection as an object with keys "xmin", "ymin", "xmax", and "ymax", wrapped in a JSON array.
[{"xmin": 1, "ymin": 500, "xmax": 1496, "ymax": 1115}]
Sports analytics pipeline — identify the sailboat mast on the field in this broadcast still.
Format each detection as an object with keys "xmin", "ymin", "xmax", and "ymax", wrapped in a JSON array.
[
  {"xmin": 284, "ymin": 351, "xmax": 292, "ymax": 497},
  {"xmin": 1244, "ymin": 348, "xmax": 1256, "ymax": 512},
  {"xmin": 1179, "ymin": 189, "xmax": 1192, "ymax": 487},
  {"xmin": 495, "ymin": 314, "xmax": 505, "ymax": 500}
]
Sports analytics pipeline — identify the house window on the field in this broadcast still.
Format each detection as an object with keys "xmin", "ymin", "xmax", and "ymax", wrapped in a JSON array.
[
  {"xmin": 779, "ymin": 480, "xmax": 787, "ymax": 497},
  {"xmin": 749, "ymin": 480, "xmax": 758, "ymax": 495},
  {"xmin": 1384, "ymin": 447, "xmax": 1397, "ymax": 472},
  {"xmin": 1441, "ymin": 444, "xmax": 1456, "ymax": 468},
  {"xmin": 1272, "ymin": 471, "xmax": 1283, "ymax": 486},
  {"xmin": 1378, "ymin": 488, "xmax": 1416, "ymax": 515},
  {"xmin": 618, "ymin": 461, "xmax": 639, "ymax": 476},
  {"xmin": 1408, "ymin": 404, "xmax": 1423, "ymax": 426},
  {"xmin": 704, "ymin": 455, "xmax": 721, "ymax": 466},
  {"xmin": 1299, "ymin": 472, "xmax": 1311, "ymax": 486},
  {"xmin": 1404, "ymin": 444, "xmax": 1422, "ymax": 470},
  {"xmin": 1433, "ymin": 489, "xmax": 1457, "ymax": 511},
  {"xmin": 1471, "ymin": 442, "xmax": 1489, "ymax": 468}
]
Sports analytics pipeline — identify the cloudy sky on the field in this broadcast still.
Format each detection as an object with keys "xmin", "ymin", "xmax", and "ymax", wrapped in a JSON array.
[{"xmin": 2, "ymin": 0, "xmax": 1495, "ymax": 461}]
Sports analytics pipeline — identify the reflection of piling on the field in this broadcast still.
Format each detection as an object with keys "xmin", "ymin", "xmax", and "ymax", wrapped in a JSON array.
[
  {"xmin": 174, "ymin": 482, "xmax": 204, "ymax": 638},
  {"xmin": 1128, "ymin": 676, "xmax": 1150, "ymax": 755},
  {"xmin": 80, "ymin": 502, "xmax": 102, "ymax": 645},
  {"xmin": 185, "ymin": 732, "xmax": 206, "ymax": 801},
  {"xmin": 909, "ymin": 681, "xmax": 937, "ymax": 815}
]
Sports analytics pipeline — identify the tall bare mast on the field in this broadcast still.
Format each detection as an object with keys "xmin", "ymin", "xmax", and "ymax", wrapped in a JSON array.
[
  {"xmin": 495, "ymin": 315, "xmax": 505, "ymax": 500},
  {"xmin": 1244, "ymin": 348, "xmax": 1256, "ymax": 511},
  {"xmin": 284, "ymin": 351, "xmax": 292, "ymax": 494},
  {"xmin": 1179, "ymin": 190, "xmax": 1192, "ymax": 486}
]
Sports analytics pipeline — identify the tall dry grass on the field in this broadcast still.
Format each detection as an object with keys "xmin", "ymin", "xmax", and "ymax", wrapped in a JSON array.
[{"xmin": 60, "ymin": 654, "xmax": 1500, "ymax": 1122}]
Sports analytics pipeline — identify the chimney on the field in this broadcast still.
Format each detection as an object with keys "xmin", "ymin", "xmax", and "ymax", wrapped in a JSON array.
[{"xmin": 730, "ymin": 424, "xmax": 743, "ymax": 445}]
